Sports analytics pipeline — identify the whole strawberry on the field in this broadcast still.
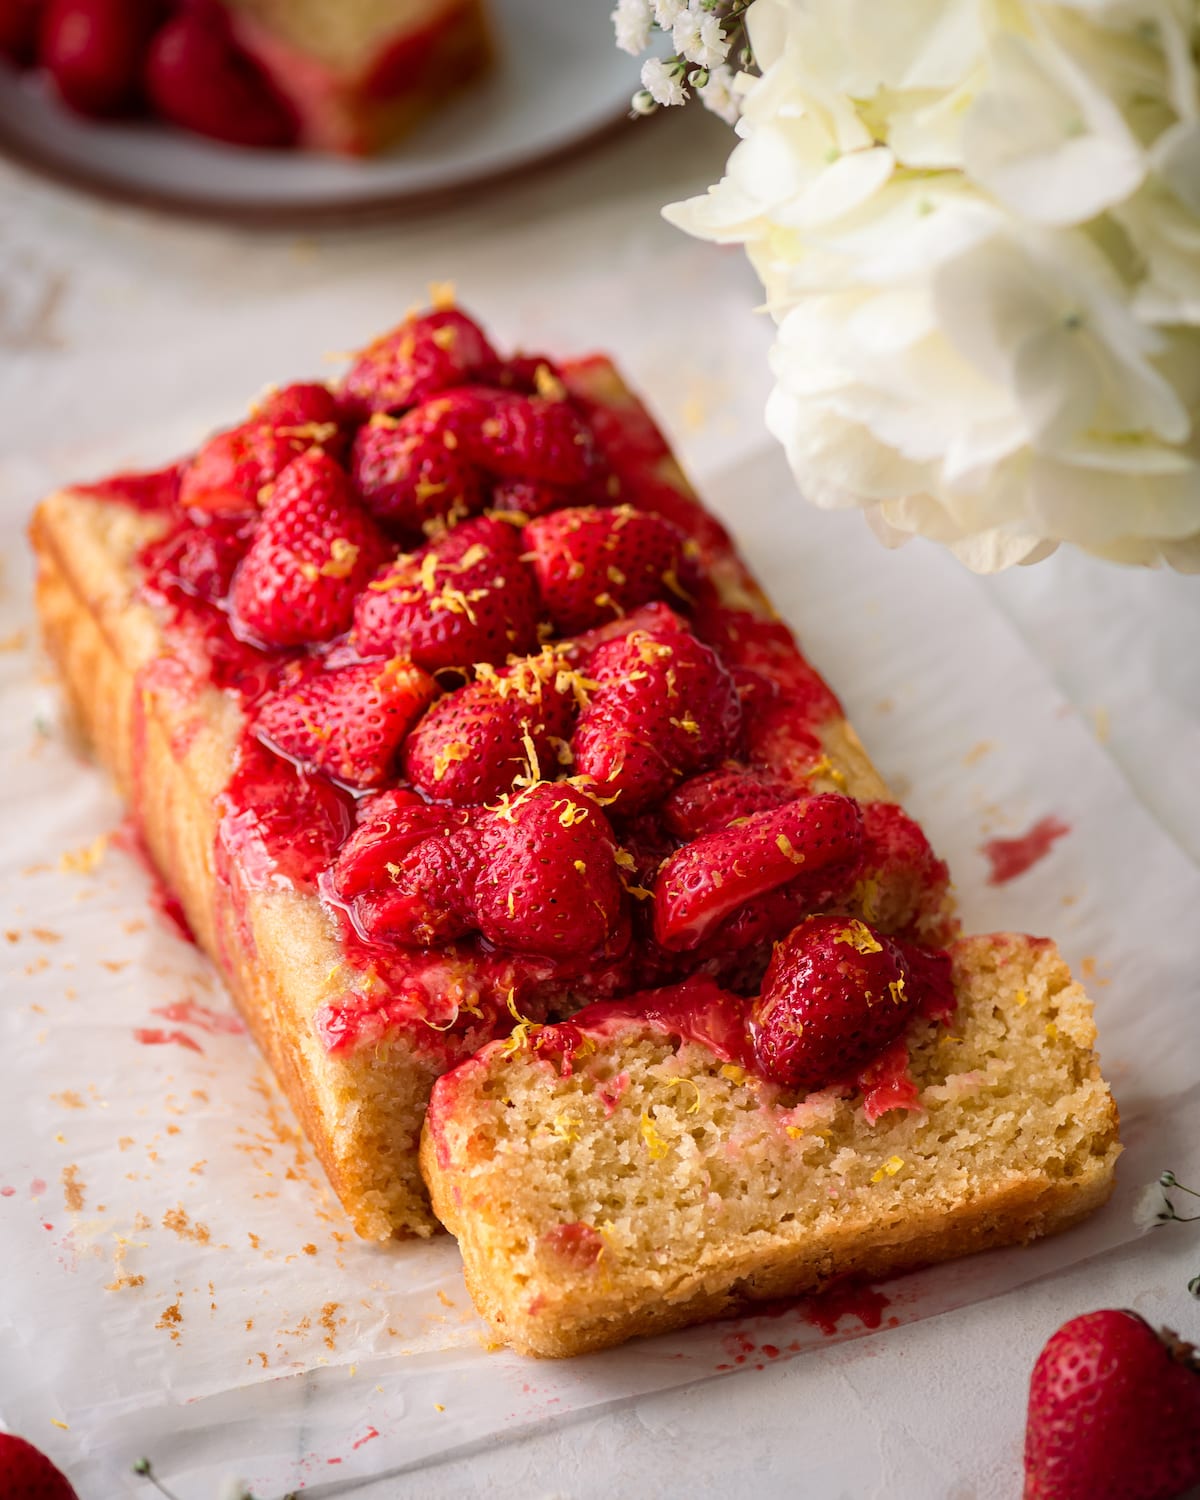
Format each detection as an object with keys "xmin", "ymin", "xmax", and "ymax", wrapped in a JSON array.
[
  {"xmin": 230, "ymin": 450, "xmax": 388, "ymax": 648},
  {"xmin": 654, "ymin": 794, "xmax": 865, "ymax": 952},
  {"xmin": 403, "ymin": 649, "xmax": 578, "ymax": 805},
  {"xmin": 352, "ymin": 515, "xmax": 540, "ymax": 671},
  {"xmin": 144, "ymin": 7, "xmax": 297, "ymax": 148},
  {"xmin": 39, "ymin": 0, "xmax": 156, "ymax": 116},
  {"xmin": 340, "ymin": 307, "xmax": 500, "ymax": 418},
  {"xmin": 571, "ymin": 611, "xmax": 742, "ymax": 814},
  {"xmin": 857, "ymin": 800, "xmax": 952, "ymax": 940},
  {"xmin": 254, "ymin": 658, "xmax": 436, "ymax": 790},
  {"xmin": 180, "ymin": 382, "xmax": 344, "ymax": 515},
  {"xmin": 350, "ymin": 413, "xmax": 487, "ymax": 535},
  {"xmin": 522, "ymin": 504, "xmax": 691, "ymax": 635},
  {"xmin": 0, "ymin": 1434, "xmax": 78, "ymax": 1499},
  {"xmin": 471, "ymin": 782, "xmax": 627, "ymax": 960},
  {"xmin": 751, "ymin": 914, "xmax": 920, "ymax": 1091},
  {"xmin": 1025, "ymin": 1310, "xmax": 1200, "ymax": 1500}
]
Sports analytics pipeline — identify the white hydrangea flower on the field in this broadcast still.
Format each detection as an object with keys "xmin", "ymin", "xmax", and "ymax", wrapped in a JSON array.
[
  {"xmin": 612, "ymin": 0, "xmax": 653, "ymax": 56},
  {"xmin": 641, "ymin": 55, "xmax": 687, "ymax": 107},
  {"xmin": 659, "ymin": 0, "xmax": 1200, "ymax": 571}
]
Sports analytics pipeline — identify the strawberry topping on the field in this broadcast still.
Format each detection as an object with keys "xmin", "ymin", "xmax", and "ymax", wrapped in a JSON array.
[
  {"xmin": 254, "ymin": 658, "xmax": 436, "ymax": 790},
  {"xmin": 352, "ymin": 515, "xmax": 540, "ymax": 671},
  {"xmin": 750, "ymin": 915, "xmax": 921, "ymax": 1092},
  {"xmin": 522, "ymin": 504, "xmax": 692, "ymax": 635},
  {"xmin": 179, "ymin": 383, "xmax": 344, "ymax": 515},
  {"xmin": 403, "ymin": 649, "xmax": 578, "ymax": 805},
  {"xmin": 662, "ymin": 764, "xmax": 795, "ymax": 840},
  {"xmin": 230, "ymin": 450, "xmax": 388, "ymax": 648},
  {"xmin": 572, "ymin": 611, "xmax": 742, "ymax": 814},
  {"xmin": 340, "ymin": 308, "xmax": 500, "ymax": 418},
  {"xmin": 653, "ymin": 794, "xmax": 865, "ymax": 951},
  {"xmin": 350, "ymin": 413, "xmax": 487, "ymax": 535}
]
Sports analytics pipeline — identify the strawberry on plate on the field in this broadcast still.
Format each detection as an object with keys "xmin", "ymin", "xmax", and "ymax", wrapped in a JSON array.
[
  {"xmin": 143, "ymin": 5, "xmax": 298, "ymax": 148},
  {"xmin": 0, "ymin": 1433, "xmax": 78, "ymax": 1499},
  {"xmin": 254, "ymin": 658, "xmax": 436, "ymax": 790},
  {"xmin": 522, "ymin": 504, "xmax": 692, "ymax": 636},
  {"xmin": 352, "ymin": 515, "xmax": 540, "ymax": 672},
  {"xmin": 230, "ymin": 450, "xmax": 388, "ymax": 648},
  {"xmin": 1024, "ymin": 1310, "xmax": 1200, "ymax": 1500}
]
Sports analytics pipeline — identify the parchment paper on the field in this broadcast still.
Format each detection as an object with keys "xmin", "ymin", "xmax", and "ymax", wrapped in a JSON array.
[{"xmin": 2, "ymin": 438, "xmax": 1197, "ymax": 1499}]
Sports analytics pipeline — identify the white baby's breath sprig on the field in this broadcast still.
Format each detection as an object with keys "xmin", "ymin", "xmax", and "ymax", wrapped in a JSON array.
[{"xmin": 615, "ymin": 0, "xmax": 758, "ymax": 121}]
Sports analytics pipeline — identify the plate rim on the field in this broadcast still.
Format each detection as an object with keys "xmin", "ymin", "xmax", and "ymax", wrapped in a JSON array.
[{"xmin": 0, "ymin": 100, "xmax": 645, "ymax": 226}]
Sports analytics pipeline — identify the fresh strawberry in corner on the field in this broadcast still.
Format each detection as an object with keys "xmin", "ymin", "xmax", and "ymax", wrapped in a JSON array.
[
  {"xmin": 662, "ymin": 764, "xmax": 795, "ymax": 840},
  {"xmin": 352, "ymin": 515, "xmax": 540, "ymax": 672},
  {"xmin": 179, "ymin": 383, "xmax": 345, "ymax": 515},
  {"xmin": 522, "ymin": 504, "xmax": 693, "ymax": 636},
  {"xmin": 750, "ymin": 914, "xmax": 922, "ymax": 1091},
  {"xmin": 230, "ymin": 450, "xmax": 388, "ymax": 648},
  {"xmin": 0, "ymin": 1433, "xmax": 78, "ymax": 1499},
  {"xmin": 471, "ymin": 782, "xmax": 627, "ymax": 960},
  {"xmin": 653, "ymin": 794, "xmax": 865, "ymax": 951},
  {"xmin": 1024, "ymin": 1310, "xmax": 1200, "ymax": 1500},
  {"xmin": 403, "ymin": 649, "xmax": 579, "ymax": 805},
  {"xmin": 39, "ymin": 0, "xmax": 156, "ymax": 116},
  {"xmin": 254, "ymin": 658, "xmax": 436, "ymax": 790},
  {"xmin": 340, "ymin": 307, "xmax": 500, "ymax": 419},
  {"xmin": 571, "ymin": 611, "xmax": 742, "ymax": 815},
  {"xmin": 144, "ymin": 6, "xmax": 298, "ymax": 148},
  {"xmin": 350, "ymin": 413, "xmax": 487, "ymax": 536}
]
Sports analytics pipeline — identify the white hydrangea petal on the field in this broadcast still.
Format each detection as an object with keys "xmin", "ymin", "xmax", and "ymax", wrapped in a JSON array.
[
  {"xmin": 963, "ymin": 33, "xmax": 1145, "ymax": 224},
  {"xmin": 771, "ymin": 147, "xmax": 895, "ymax": 229}
]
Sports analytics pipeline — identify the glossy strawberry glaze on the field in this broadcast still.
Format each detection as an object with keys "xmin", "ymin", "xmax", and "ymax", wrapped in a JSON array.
[{"xmin": 76, "ymin": 323, "xmax": 950, "ymax": 1085}]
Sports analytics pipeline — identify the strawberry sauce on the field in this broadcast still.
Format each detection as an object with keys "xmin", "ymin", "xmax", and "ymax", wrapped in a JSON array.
[{"xmin": 981, "ymin": 816, "xmax": 1071, "ymax": 884}]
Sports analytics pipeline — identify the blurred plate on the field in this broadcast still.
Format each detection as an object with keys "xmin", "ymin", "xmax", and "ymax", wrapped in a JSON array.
[{"xmin": 0, "ymin": 0, "xmax": 644, "ymax": 222}]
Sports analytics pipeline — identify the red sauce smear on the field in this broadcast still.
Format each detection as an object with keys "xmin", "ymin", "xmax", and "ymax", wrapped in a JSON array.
[
  {"xmin": 350, "ymin": 1426, "xmax": 380, "ymax": 1451},
  {"xmin": 803, "ymin": 1281, "xmax": 891, "ymax": 1336},
  {"xmin": 132, "ymin": 1027, "xmax": 204, "ymax": 1054},
  {"xmin": 0, "ymin": 1186, "xmax": 14, "ymax": 1198},
  {"xmin": 110, "ymin": 817, "xmax": 197, "ymax": 945},
  {"xmin": 981, "ymin": 816, "xmax": 1070, "ymax": 885},
  {"xmin": 152, "ymin": 998, "xmax": 245, "ymax": 1035}
]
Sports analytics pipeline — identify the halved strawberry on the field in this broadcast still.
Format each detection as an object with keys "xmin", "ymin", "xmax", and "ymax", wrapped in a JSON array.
[
  {"xmin": 325, "ymin": 795, "xmax": 474, "ymax": 948},
  {"xmin": 39, "ymin": 0, "xmax": 156, "ymax": 116},
  {"xmin": 143, "ymin": 7, "xmax": 298, "ymax": 147},
  {"xmin": 180, "ymin": 383, "xmax": 344, "ymax": 516},
  {"xmin": 471, "ymin": 782, "xmax": 627, "ymax": 960},
  {"xmin": 661, "ymin": 764, "xmax": 795, "ymax": 840},
  {"xmin": 254, "ymin": 658, "xmax": 436, "ymax": 790},
  {"xmin": 230, "ymin": 450, "xmax": 388, "ymax": 648},
  {"xmin": 522, "ymin": 504, "xmax": 692, "ymax": 635},
  {"xmin": 571, "ymin": 611, "xmax": 742, "ymax": 815},
  {"xmin": 403, "ymin": 649, "xmax": 579, "ymax": 805},
  {"xmin": 653, "ymin": 793, "xmax": 865, "ymax": 951},
  {"xmin": 352, "ymin": 515, "xmax": 540, "ymax": 672},
  {"xmin": 350, "ymin": 413, "xmax": 487, "ymax": 536},
  {"xmin": 751, "ymin": 915, "xmax": 921, "ymax": 1092},
  {"xmin": 340, "ymin": 307, "xmax": 500, "ymax": 418}
]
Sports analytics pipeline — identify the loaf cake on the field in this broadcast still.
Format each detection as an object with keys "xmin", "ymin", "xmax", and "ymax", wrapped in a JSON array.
[
  {"xmin": 32, "ymin": 296, "xmax": 958, "ymax": 1240},
  {"xmin": 422, "ymin": 932, "xmax": 1121, "ymax": 1356}
]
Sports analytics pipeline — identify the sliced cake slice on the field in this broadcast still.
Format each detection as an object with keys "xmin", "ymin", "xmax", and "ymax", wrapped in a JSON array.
[{"xmin": 421, "ymin": 932, "xmax": 1120, "ymax": 1357}]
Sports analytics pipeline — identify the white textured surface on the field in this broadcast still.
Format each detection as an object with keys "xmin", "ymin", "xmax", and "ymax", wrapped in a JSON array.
[{"xmin": 1, "ymin": 108, "xmax": 1198, "ymax": 1500}]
